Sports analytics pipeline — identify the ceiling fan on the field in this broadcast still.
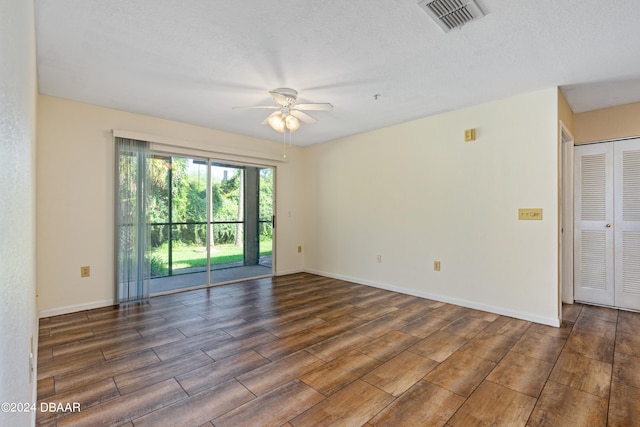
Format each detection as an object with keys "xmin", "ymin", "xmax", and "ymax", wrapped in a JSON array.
[{"xmin": 234, "ymin": 88, "xmax": 333, "ymax": 133}]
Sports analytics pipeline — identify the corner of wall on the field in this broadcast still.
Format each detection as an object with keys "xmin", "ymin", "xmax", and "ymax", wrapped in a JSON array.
[{"xmin": 557, "ymin": 88, "xmax": 575, "ymax": 135}]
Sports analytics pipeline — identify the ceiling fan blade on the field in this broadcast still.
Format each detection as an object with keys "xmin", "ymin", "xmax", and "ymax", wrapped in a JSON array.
[
  {"xmin": 232, "ymin": 105, "xmax": 278, "ymax": 110},
  {"xmin": 295, "ymin": 103, "xmax": 334, "ymax": 111},
  {"xmin": 291, "ymin": 109, "xmax": 317, "ymax": 124}
]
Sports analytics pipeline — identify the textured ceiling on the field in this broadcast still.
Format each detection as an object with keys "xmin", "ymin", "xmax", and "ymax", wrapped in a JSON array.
[{"xmin": 35, "ymin": 0, "xmax": 640, "ymax": 146}]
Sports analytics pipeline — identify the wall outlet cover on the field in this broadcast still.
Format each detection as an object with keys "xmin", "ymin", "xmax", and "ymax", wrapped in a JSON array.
[{"xmin": 81, "ymin": 266, "xmax": 90, "ymax": 277}]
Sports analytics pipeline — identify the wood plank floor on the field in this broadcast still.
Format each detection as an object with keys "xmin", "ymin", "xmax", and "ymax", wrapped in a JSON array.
[{"xmin": 37, "ymin": 273, "xmax": 640, "ymax": 426}]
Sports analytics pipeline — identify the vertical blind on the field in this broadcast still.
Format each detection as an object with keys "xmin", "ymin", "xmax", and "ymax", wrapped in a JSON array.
[{"xmin": 115, "ymin": 137, "xmax": 150, "ymax": 303}]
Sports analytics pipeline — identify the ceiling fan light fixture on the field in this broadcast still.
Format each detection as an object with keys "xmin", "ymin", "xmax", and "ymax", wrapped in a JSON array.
[
  {"xmin": 267, "ymin": 112, "xmax": 286, "ymax": 133},
  {"xmin": 285, "ymin": 114, "xmax": 300, "ymax": 132}
]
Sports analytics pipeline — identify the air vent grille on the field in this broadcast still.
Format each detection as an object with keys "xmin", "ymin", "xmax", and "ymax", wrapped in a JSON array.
[{"xmin": 418, "ymin": 0, "xmax": 485, "ymax": 32}]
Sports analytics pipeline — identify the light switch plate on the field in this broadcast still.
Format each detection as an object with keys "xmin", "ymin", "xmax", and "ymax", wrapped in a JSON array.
[
  {"xmin": 518, "ymin": 208, "xmax": 543, "ymax": 220},
  {"xmin": 464, "ymin": 128, "xmax": 476, "ymax": 142}
]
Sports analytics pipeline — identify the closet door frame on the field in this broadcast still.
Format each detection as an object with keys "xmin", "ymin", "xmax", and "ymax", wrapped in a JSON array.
[{"xmin": 574, "ymin": 136, "xmax": 640, "ymax": 310}]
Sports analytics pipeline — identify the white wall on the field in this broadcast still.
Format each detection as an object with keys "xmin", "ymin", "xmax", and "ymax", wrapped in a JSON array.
[
  {"xmin": 303, "ymin": 88, "xmax": 560, "ymax": 326},
  {"xmin": 37, "ymin": 96, "xmax": 305, "ymax": 316},
  {"xmin": 0, "ymin": 0, "xmax": 38, "ymax": 425}
]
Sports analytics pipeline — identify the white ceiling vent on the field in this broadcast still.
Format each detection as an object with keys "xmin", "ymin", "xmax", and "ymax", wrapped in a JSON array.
[{"xmin": 418, "ymin": 0, "xmax": 485, "ymax": 32}]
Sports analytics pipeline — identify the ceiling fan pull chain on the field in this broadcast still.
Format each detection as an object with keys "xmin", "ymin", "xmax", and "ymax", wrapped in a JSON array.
[{"xmin": 282, "ymin": 129, "xmax": 287, "ymax": 159}]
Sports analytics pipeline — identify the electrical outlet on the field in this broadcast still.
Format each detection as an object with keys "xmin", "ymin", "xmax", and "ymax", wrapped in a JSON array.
[
  {"xmin": 434, "ymin": 261, "xmax": 441, "ymax": 271},
  {"xmin": 81, "ymin": 266, "xmax": 90, "ymax": 277},
  {"xmin": 376, "ymin": 255, "xmax": 382, "ymax": 263}
]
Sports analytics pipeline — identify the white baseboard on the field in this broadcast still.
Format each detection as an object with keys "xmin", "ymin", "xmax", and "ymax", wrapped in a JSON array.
[
  {"xmin": 37, "ymin": 271, "xmax": 561, "ymax": 327},
  {"xmin": 304, "ymin": 269, "xmax": 561, "ymax": 327},
  {"xmin": 37, "ymin": 270, "xmax": 303, "ymax": 318},
  {"xmin": 38, "ymin": 299, "xmax": 115, "ymax": 319},
  {"xmin": 275, "ymin": 268, "xmax": 305, "ymax": 276}
]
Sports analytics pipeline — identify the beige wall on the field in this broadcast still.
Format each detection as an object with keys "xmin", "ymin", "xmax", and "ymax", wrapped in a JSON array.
[
  {"xmin": 558, "ymin": 89, "xmax": 574, "ymax": 135},
  {"xmin": 37, "ymin": 87, "xmax": 562, "ymax": 326},
  {"xmin": 303, "ymin": 88, "xmax": 561, "ymax": 326},
  {"xmin": 0, "ymin": 0, "xmax": 38, "ymax": 424},
  {"xmin": 37, "ymin": 95, "xmax": 305, "ymax": 316},
  {"xmin": 574, "ymin": 101, "xmax": 640, "ymax": 143}
]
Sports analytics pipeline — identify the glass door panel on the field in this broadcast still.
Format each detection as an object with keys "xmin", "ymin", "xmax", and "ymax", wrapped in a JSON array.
[
  {"xmin": 147, "ymin": 155, "xmax": 171, "ymax": 279},
  {"xmin": 258, "ymin": 168, "xmax": 274, "ymax": 268},
  {"xmin": 170, "ymin": 158, "xmax": 208, "ymax": 276},
  {"xmin": 210, "ymin": 164, "xmax": 245, "ymax": 270},
  {"xmin": 148, "ymin": 156, "xmax": 209, "ymax": 293},
  {"xmin": 209, "ymin": 163, "xmax": 273, "ymax": 284}
]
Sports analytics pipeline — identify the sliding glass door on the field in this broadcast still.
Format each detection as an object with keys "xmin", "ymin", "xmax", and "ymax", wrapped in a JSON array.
[{"xmin": 140, "ymin": 155, "xmax": 273, "ymax": 294}]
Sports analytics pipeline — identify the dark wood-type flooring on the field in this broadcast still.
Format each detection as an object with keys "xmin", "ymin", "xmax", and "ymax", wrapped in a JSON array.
[{"xmin": 37, "ymin": 273, "xmax": 640, "ymax": 426}]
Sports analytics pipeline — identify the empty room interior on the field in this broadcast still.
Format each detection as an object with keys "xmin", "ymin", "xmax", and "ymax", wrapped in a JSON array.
[{"xmin": 3, "ymin": 0, "xmax": 640, "ymax": 426}]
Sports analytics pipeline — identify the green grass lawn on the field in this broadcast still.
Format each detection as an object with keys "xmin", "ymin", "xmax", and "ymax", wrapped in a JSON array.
[{"xmin": 149, "ymin": 240, "xmax": 272, "ymax": 276}]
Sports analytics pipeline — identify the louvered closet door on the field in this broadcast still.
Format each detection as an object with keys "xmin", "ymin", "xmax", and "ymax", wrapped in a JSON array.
[
  {"xmin": 614, "ymin": 139, "xmax": 640, "ymax": 310},
  {"xmin": 574, "ymin": 143, "xmax": 614, "ymax": 306}
]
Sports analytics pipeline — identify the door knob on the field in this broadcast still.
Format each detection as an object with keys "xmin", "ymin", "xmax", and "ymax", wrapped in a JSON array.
[{"xmin": 606, "ymin": 224, "xmax": 612, "ymax": 228}]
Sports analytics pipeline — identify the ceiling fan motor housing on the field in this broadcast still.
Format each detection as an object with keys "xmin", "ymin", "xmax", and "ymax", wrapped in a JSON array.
[{"xmin": 271, "ymin": 88, "xmax": 298, "ymax": 106}]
